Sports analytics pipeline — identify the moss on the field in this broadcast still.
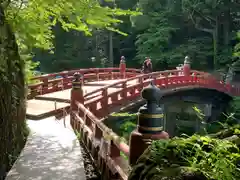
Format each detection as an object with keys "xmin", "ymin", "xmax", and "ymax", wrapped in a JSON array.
[
  {"xmin": 129, "ymin": 129, "xmax": 240, "ymax": 180},
  {"xmin": 0, "ymin": 120, "xmax": 29, "ymax": 179},
  {"xmin": 0, "ymin": 4, "xmax": 29, "ymax": 179}
]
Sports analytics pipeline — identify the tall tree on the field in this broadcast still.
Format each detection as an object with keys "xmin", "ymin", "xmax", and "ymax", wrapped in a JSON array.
[{"xmin": 182, "ymin": 0, "xmax": 240, "ymax": 69}]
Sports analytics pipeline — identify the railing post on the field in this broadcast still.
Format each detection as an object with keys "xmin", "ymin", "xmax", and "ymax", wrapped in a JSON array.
[
  {"xmin": 101, "ymin": 88, "xmax": 108, "ymax": 117},
  {"xmin": 70, "ymin": 72, "xmax": 84, "ymax": 126},
  {"xmin": 60, "ymin": 71, "xmax": 69, "ymax": 89},
  {"xmin": 119, "ymin": 56, "xmax": 126, "ymax": 79},
  {"xmin": 183, "ymin": 56, "xmax": 191, "ymax": 76},
  {"xmin": 41, "ymin": 75, "xmax": 49, "ymax": 93},
  {"xmin": 129, "ymin": 82, "xmax": 169, "ymax": 165}
]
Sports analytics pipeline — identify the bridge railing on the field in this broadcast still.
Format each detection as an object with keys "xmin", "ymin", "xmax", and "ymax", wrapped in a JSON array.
[
  {"xmin": 81, "ymin": 69, "xmax": 237, "ymax": 119},
  {"xmin": 71, "ymin": 102, "xmax": 130, "ymax": 180},
  {"xmin": 70, "ymin": 68, "xmax": 240, "ymax": 179},
  {"xmin": 27, "ymin": 67, "xmax": 141, "ymax": 99}
]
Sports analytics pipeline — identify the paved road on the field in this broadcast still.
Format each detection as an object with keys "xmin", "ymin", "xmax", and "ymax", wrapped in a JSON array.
[{"xmin": 6, "ymin": 116, "xmax": 86, "ymax": 180}]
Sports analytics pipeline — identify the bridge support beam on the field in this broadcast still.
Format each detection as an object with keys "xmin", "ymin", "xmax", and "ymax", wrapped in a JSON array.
[
  {"xmin": 70, "ymin": 72, "xmax": 84, "ymax": 127},
  {"xmin": 129, "ymin": 82, "xmax": 169, "ymax": 165}
]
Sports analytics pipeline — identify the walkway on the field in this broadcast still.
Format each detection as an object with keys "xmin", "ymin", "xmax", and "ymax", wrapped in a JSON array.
[
  {"xmin": 6, "ymin": 116, "xmax": 86, "ymax": 180},
  {"xmin": 26, "ymin": 79, "xmax": 138, "ymax": 119}
]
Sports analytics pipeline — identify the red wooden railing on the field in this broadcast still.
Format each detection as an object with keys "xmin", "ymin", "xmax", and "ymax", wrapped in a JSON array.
[
  {"xmin": 70, "ymin": 69, "xmax": 240, "ymax": 180},
  {"xmin": 27, "ymin": 68, "xmax": 141, "ymax": 99},
  {"xmin": 79, "ymin": 69, "xmax": 240, "ymax": 119}
]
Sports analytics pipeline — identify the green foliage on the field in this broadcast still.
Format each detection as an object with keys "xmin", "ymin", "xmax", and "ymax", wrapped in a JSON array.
[
  {"xmin": 111, "ymin": 112, "xmax": 137, "ymax": 142},
  {"xmin": 135, "ymin": 1, "xmax": 181, "ymax": 67},
  {"xmin": 228, "ymin": 96, "xmax": 240, "ymax": 122},
  {"xmin": 132, "ymin": 0, "xmax": 240, "ymax": 70},
  {"xmin": 11, "ymin": 0, "xmax": 141, "ymax": 73},
  {"xmin": 6, "ymin": 0, "xmax": 141, "ymax": 51},
  {"xmin": 31, "ymin": 0, "xmax": 240, "ymax": 72},
  {"xmin": 234, "ymin": 32, "xmax": 240, "ymax": 58},
  {"xmin": 129, "ymin": 132, "xmax": 240, "ymax": 180},
  {"xmin": 22, "ymin": 54, "xmax": 40, "ymax": 84},
  {"xmin": 111, "ymin": 112, "xmax": 137, "ymax": 117}
]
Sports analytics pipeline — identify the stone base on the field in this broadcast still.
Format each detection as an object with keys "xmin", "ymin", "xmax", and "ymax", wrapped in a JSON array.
[{"xmin": 129, "ymin": 130, "xmax": 169, "ymax": 165}]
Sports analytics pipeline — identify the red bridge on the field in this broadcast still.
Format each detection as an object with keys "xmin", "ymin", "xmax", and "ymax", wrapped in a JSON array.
[{"xmin": 7, "ymin": 61, "xmax": 240, "ymax": 180}]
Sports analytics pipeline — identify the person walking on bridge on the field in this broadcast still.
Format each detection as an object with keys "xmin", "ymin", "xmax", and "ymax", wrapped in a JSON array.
[{"xmin": 142, "ymin": 57, "xmax": 152, "ymax": 74}]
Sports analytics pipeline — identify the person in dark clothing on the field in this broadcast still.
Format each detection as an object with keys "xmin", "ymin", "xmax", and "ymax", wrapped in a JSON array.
[{"xmin": 142, "ymin": 58, "xmax": 152, "ymax": 74}]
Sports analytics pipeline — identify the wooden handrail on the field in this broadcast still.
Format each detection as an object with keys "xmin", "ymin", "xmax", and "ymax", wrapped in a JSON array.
[
  {"xmin": 27, "ymin": 68, "xmax": 141, "ymax": 99},
  {"xmin": 76, "ymin": 102, "xmax": 130, "ymax": 157},
  {"xmin": 70, "ymin": 69, "xmax": 240, "ymax": 180},
  {"xmin": 31, "ymin": 68, "xmax": 140, "ymax": 81},
  {"xmin": 83, "ymin": 69, "xmax": 209, "ymax": 100},
  {"xmin": 72, "ymin": 101, "xmax": 130, "ymax": 179}
]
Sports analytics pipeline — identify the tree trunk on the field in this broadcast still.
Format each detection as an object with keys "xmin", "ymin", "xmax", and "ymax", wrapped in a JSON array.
[
  {"xmin": 213, "ymin": 18, "xmax": 219, "ymax": 69},
  {"xmin": 109, "ymin": 31, "xmax": 114, "ymax": 67},
  {"xmin": 223, "ymin": 9, "xmax": 230, "ymax": 46},
  {"xmin": 0, "ymin": 3, "xmax": 27, "ymax": 177}
]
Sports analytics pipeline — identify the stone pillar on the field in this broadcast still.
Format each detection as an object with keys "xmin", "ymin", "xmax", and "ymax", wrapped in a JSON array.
[
  {"xmin": 129, "ymin": 82, "xmax": 169, "ymax": 165},
  {"xmin": 70, "ymin": 72, "xmax": 84, "ymax": 126},
  {"xmin": 183, "ymin": 56, "xmax": 191, "ymax": 76},
  {"xmin": 119, "ymin": 56, "xmax": 126, "ymax": 79}
]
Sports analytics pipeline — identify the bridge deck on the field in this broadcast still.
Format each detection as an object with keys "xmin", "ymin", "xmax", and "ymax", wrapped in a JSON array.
[
  {"xmin": 27, "ymin": 79, "xmax": 138, "ymax": 119},
  {"xmin": 34, "ymin": 80, "xmax": 123, "ymax": 102},
  {"xmin": 6, "ymin": 116, "xmax": 86, "ymax": 180}
]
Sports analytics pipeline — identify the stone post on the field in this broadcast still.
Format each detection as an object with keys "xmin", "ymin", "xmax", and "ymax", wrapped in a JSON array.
[
  {"xmin": 183, "ymin": 56, "xmax": 191, "ymax": 76},
  {"xmin": 70, "ymin": 72, "xmax": 84, "ymax": 126},
  {"xmin": 119, "ymin": 56, "xmax": 126, "ymax": 79},
  {"xmin": 129, "ymin": 82, "xmax": 169, "ymax": 165}
]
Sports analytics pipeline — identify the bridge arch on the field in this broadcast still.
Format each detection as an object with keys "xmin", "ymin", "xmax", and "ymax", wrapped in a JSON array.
[{"xmin": 112, "ymin": 86, "xmax": 233, "ymax": 137}]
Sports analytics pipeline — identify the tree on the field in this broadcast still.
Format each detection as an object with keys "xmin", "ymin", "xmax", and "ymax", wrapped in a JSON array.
[
  {"xmin": 0, "ymin": 0, "xmax": 139, "ymax": 176},
  {"xmin": 132, "ymin": 0, "xmax": 240, "ymax": 71},
  {"xmin": 182, "ymin": 0, "xmax": 240, "ymax": 69},
  {"xmin": 234, "ymin": 32, "xmax": 240, "ymax": 58}
]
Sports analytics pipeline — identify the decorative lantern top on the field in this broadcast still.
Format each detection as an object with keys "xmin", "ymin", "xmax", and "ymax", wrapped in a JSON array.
[
  {"xmin": 184, "ymin": 56, "xmax": 190, "ymax": 64},
  {"xmin": 141, "ymin": 81, "xmax": 162, "ymax": 103},
  {"xmin": 120, "ymin": 56, "xmax": 125, "ymax": 63},
  {"xmin": 91, "ymin": 57, "xmax": 96, "ymax": 62},
  {"xmin": 73, "ymin": 72, "xmax": 82, "ymax": 81},
  {"xmin": 72, "ymin": 72, "xmax": 83, "ymax": 89}
]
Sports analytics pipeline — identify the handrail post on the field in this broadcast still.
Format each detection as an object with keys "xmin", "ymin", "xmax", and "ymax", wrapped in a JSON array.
[
  {"xmin": 41, "ymin": 75, "xmax": 49, "ymax": 94},
  {"xmin": 101, "ymin": 88, "xmax": 108, "ymax": 117},
  {"xmin": 183, "ymin": 56, "xmax": 191, "ymax": 76},
  {"xmin": 119, "ymin": 56, "xmax": 126, "ymax": 79},
  {"xmin": 129, "ymin": 81, "xmax": 169, "ymax": 165},
  {"xmin": 70, "ymin": 72, "xmax": 84, "ymax": 127}
]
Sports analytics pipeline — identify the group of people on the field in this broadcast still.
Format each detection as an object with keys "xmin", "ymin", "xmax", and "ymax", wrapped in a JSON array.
[{"xmin": 120, "ymin": 56, "xmax": 152, "ymax": 74}]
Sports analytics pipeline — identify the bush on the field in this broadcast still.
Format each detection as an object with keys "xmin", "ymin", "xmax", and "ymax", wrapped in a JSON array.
[{"xmin": 129, "ymin": 126, "xmax": 240, "ymax": 180}]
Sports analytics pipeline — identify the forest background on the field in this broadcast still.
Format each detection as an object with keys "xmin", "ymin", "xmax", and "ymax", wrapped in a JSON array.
[{"xmin": 32, "ymin": 0, "xmax": 240, "ymax": 76}]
